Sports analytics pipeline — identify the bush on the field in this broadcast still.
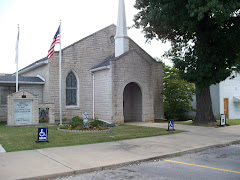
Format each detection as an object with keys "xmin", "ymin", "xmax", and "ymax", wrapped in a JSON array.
[
  {"xmin": 69, "ymin": 116, "xmax": 83, "ymax": 128},
  {"xmin": 90, "ymin": 119, "xmax": 105, "ymax": 128},
  {"xmin": 59, "ymin": 117, "xmax": 108, "ymax": 131}
]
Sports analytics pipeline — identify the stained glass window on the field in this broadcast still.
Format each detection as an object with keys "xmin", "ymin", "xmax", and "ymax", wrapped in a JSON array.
[{"xmin": 66, "ymin": 72, "xmax": 77, "ymax": 106}]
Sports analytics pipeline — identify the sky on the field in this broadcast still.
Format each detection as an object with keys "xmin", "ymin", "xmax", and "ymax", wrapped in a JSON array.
[{"xmin": 0, "ymin": 0, "xmax": 172, "ymax": 74}]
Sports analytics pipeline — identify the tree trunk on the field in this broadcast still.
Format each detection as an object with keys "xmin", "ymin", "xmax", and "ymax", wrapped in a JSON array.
[{"xmin": 194, "ymin": 86, "xmax": 216, "ymax": 125}]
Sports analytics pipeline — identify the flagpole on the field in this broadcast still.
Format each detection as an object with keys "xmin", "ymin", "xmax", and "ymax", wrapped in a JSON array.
[
  {"xmin": 59, "ymin": 20, "xmax": 62, "ymax": 126},
  {"xmin": 16, "ymin": 25, "xmax": 19, "ymax": 92}
]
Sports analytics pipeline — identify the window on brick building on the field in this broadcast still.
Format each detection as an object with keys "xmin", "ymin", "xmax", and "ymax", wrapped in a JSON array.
[
  {"xmin": 66, "ymin": 72, "xmax": 77, "ymax": 106},
  {"xmin": 0, "ymin": 86, "xmax": 16, "ymax": 105}
]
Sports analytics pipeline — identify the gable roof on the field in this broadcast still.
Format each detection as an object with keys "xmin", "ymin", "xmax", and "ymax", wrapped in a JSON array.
[
  {"xmin": 0, "ymin": 74, "xmax": 45, "ymax": 84},
  {"xmin": 90, "ymin": 55, "xmax": 115, "ymax": 72},
  {"xmin": 18, "ymin": 57, "xmax": 48, "ymax": 75},
  {"xmin": 15, "ymin": 24, "xmax": 159, "ymax": 76},
  {"xmin": 62, "ymin": 24, "xmax": 116, "ymax": 51},
  {"xmin": 16, "ymin": 25, "xmax": 116, "ymax": 75},
  {"xmin": 90, "ymin": 48, "xmax": 150, "ymax": 73}
]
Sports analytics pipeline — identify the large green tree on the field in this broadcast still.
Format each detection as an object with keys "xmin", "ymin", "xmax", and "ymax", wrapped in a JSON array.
[{"xmin": 134, "ymin": 0, "xmax": 240, "ymax": 124}]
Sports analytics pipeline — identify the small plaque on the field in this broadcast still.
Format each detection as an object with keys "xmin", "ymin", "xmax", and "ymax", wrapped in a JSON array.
[
  {"xmin": 36, "ymin": 128, "xmax": 49, "ymax": 143},
  {"xmin": 14, "ymin": 100, "xmax": 32, "ymax": 125}
]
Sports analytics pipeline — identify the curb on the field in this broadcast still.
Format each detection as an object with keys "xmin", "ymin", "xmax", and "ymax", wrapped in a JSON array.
[
  {"xmin": 21, "ymin": 140, "xmax": 240, "ymax": 180},
  {"xmin": 57, "ymin": 128, "xmax": 110, "ymax": 133}
]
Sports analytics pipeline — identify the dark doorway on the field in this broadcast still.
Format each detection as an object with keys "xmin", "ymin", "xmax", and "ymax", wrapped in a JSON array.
[{"xmin": 123, "ymin": 82, "xmax": 142, "ymax": 122}]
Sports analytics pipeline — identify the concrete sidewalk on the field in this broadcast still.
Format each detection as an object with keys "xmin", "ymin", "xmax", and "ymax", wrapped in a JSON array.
[{"xmin": 0, "ymin": 123, "xmax": 239, "ymax": 180}]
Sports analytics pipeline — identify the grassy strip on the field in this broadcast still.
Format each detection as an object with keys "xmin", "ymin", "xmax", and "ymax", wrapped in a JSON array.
[
  {"xmin": 155, "ymin": 119, "xmax": 240, "ymax": 127},
  {"xmin": 0, "ymin": 122, "xmax": 183, "ymax": 152},
  {"xmin": 222, "ymin": 119, "xmax": 240, "ymax": 126}
]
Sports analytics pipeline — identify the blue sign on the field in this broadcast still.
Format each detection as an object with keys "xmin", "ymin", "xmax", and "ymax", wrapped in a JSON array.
[
  {"xmin": 36, "ymin": 128, "xmax": 49, "ymax": 143},
  {"xmin": 168, "ymin": 120, "xmax": 175, "ymax": 131}
]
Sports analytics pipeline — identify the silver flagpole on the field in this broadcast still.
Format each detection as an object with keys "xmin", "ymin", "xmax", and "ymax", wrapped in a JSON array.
[
  {"xmin": 15, "ymin": 25, "xmax": 19, "ymax": 92},
  {"xmin": 59, "ymin": 20, "xmax": 62, "ymax": 126}
]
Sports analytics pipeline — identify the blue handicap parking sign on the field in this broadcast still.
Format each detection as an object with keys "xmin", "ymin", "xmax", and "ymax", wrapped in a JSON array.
[
  {"xmin": 168, "ymin": 120, "xmax": 175, "ymax": 131},
  {"xmin": 36, "ymin": 128, "xmax": 49, "ymax": 142}
]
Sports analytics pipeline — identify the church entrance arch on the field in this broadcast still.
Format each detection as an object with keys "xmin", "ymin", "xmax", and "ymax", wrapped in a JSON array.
[{"xmin": 123, "ymin": 82, "xmax": 142, "ymax": 122}]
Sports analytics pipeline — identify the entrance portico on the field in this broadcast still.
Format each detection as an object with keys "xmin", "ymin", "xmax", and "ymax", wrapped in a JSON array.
[{"xmin": 123, "ymin": 82, "xmax": 142, "ymax": 122}]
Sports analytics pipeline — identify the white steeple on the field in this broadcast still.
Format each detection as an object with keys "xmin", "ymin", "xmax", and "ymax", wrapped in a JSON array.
[{"xmin": 115, "ymin": 0, "xmax": 129, "ymax": 57}]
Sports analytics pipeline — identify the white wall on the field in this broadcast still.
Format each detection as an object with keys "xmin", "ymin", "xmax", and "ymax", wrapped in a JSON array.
[
  {"xmin": 210, "ymin": 84, "xmax": 220, "ymax": 119},
  {"xmin": 185, "ymin": 85, "xmax": 220, "ymax": 120},
  {"xmin": 186, "ymin": 72, "xmax": 240, "ymax": 120},
  {"xmin": 94, "ymin": 69, "xmax": 112, "ymax": 121},
  {"xmin": 219, "ymin": 72, "xmax": 240, "ymax": 119}
]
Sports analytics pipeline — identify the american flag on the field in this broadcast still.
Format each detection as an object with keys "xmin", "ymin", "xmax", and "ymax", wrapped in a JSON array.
[{"xmin": 47, "ymin": 26, "xmax": 60, "ymax": 59}]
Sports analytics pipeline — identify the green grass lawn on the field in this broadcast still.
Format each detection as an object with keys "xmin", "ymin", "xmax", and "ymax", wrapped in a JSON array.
[
  {"xmin": 0, "ymin": 122, "xmax": 183, "ymax": 152},
  {"xmin": 155, "ymin": 119, "xmax": 240, "ymax": 127},
  {"xmin": 222, "ymin": 119, "xmax": 240, "ymax": 125}
]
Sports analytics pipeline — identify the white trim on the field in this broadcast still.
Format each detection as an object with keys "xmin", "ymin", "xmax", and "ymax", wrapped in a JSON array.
[
  {"xmin": 66, "ymin": 105, "xmax": 80, "ymax": 109},
  {"xmin": 233, "ymin": 96, "xmax": 240, "ymax": 103},
  {"xmin": 18, "ymin": 60, "xmax": 48, "ymax": 75},
  {"xmin": 65, "ymin": 70, "xmax": 80, "ymax": 108},
  {"xmin": 91, "ymin": 72, "xmax": 95, "ymax": 119},
  {"xmin": 90, "ymin": 65, "xmax": 110, "ymax": 73},
  {"xmin": 0, "ymin": 81, "xmax": 45, "ymax": 85},
  {"xmin": 36, "ymin": 75, "xmax": 45, "ymax": 82}
]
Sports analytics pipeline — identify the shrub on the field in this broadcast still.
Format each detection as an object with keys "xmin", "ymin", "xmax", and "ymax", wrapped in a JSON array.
[
  {"xmin": 59, "ymin": 118, "xmax": 108, "ymax": 131},
  {"xmin": 90, "ymin": 119, "xmax": 105, "ymax": 128},
  {"xmin": 69, "ymin": 116, "xmax": 83, "ymax": 128},
  {"xmin": 59, "ymin": 125, "xmax": 69, "ymax": 129}
]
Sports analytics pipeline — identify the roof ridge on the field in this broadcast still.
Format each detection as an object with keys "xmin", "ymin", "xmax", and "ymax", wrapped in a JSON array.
[
  {"xmin": 62, "ymin": 24, "xmax": 116, "ymax": 51},
  {"xmin": 16, "ymin": 24, "xmax": 116, "ymax": 75},
  {"xmin": 17, "ymin": 57, "xmax": 48, "ymax": 75},
  {"xmin": 91, "ymin": 55, "xmax": 115, "ymax": 70},
  {"xmin": 0, "ymin": 75, "xmax": 45, "ymax": 84}
]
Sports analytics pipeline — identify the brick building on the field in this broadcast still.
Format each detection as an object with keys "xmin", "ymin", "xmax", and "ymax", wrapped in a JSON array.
[{"xmin": 0, "ymin": 0, "xmax": 164, "ymax": 123}]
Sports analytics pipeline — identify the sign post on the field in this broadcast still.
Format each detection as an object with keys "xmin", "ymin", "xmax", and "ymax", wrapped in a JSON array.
[
  {"xmin": 167, "ymin": 120, "xmax": 175, "ymax": 131},
  {"xmin": 220, "ymin": 114, "xmax": 229, "ymax": 127},
  {"xmin": 36, "ymin": 127, "xmax": 49, "ymax": 143},
  {"xmin": 220, "ymin": 114, "xmax": 226, "ymax": 126}
]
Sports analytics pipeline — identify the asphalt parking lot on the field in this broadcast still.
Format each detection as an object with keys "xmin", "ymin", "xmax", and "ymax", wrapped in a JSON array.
[{"xmin": 58, "ymin": 144, "xmax": 240, "ymax": 180}]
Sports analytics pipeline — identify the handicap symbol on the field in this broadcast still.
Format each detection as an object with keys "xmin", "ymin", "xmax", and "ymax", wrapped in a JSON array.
[
  {"xmin": 167, "ymin": 120, "xmax": 175, "ymax": 131},
  {"xmin": 39, "ymin": 129, "xmax": 46, "ymax": 137}
]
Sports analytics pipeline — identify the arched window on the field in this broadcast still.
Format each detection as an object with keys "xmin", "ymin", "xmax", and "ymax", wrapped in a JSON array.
[{"xmin": 66, "ymin": 72, "xmax": 77, "ymax": 106}]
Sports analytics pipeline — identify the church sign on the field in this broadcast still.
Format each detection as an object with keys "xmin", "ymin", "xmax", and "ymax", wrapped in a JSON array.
[
  {"xmin": 7, "ymin": 91, "xmax": 39, "ymax": 126},
  {"xmin": 14, "ymin": 100, "xmax": 33, "ymax": 125}
]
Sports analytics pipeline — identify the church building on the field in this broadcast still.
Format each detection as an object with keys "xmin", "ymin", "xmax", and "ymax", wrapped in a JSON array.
[{"xmin": 0, "ymin": 0, "xmax": 164, "ymax": 123}]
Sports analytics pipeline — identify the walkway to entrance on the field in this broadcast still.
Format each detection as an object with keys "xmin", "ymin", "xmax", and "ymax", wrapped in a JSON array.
[{"xmin": 123, "ymin": 82, "xmax": 142, "ymax": 122}]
